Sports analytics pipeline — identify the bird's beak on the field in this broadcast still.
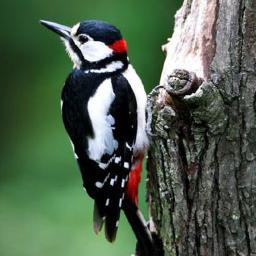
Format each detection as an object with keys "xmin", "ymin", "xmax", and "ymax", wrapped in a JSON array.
[{"xmin": 40, "ymin": 20, "xmax": 71, "ymax": 40}]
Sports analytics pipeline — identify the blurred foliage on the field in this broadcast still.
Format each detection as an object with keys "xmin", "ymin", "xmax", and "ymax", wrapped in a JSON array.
[{"xmin": 0, "ymin": 1, "xmax": 181, "ymax": 256}]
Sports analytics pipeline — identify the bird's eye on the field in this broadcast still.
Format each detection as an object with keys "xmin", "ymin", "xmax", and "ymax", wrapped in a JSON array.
[{"xmin": 78, "ymin": 35, "xmax": 89, "ymax": 44}]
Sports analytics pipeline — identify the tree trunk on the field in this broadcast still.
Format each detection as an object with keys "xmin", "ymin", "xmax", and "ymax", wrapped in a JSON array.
[{"xmin": 147, "ymin": 0, "xmax": 256, "ymax": 255}]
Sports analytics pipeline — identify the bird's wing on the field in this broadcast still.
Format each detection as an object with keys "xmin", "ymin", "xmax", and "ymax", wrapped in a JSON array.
[
  {"xmin": 61, "ymin": 70, "xmax": 112, "ymax": 198},
  {"xmin": 93, "ymin": 74, "xmax": 138, "ymax": 242}
]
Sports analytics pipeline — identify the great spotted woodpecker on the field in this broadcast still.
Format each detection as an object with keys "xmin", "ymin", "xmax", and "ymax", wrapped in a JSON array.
[{"xmin": 40, "ymin": 20, "xmax": 154, "ymax": 254}]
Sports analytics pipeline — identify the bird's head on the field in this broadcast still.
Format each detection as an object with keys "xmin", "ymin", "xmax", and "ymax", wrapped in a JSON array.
[{"xmin": 40, "ymin": 20, "xmax": 128, "ymax": 70}]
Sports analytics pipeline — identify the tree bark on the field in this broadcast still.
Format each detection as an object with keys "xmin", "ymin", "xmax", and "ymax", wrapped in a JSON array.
[{"xmin": 147, "ymin": 0, "xmax": 256, "ymax": 255}]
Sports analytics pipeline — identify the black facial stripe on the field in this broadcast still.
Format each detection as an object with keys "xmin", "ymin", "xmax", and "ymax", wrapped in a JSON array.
[
  {"xmin": 89, "ymin": 53, "xmax": 128, "ymax": 70},
  {"xmin": 69, "ymin": 39, "xmax": 90, "ymax": 69}
]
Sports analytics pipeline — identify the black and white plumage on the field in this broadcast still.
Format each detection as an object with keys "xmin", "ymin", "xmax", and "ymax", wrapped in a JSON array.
[{"xmin": 40, "ymin": 19, "xmax": 154, "ymax": 254}]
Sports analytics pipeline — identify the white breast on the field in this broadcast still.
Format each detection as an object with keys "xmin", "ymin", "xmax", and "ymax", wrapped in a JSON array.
[
  {"xmin": 87, "ymin": 79, "xmax": 118, "ymax": 161},
  {"xmin": 122, "ymin": 65, "xmax": 149, "ymax": 154}
]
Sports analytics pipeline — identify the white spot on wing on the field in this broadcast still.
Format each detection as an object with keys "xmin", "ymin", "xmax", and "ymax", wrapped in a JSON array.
[
  {"xmin": 115, "ymin": 157, "xmax": 121, "ymax": 164},
  {"xmin": 110, "ymin": 178, "xmax": 115, "ymax": 186},
  {"xmin": 95, "ymin": 182, "xmax": 103, "ymax": 188},
  {"xmin": 94, "ymin": 173, "xmax": 110, "ymax": 188},
  {"xmin": 119, "ymin": 198, "xmax": 123, "ymax": 208},
  {"xmin": 105, "ymin": 198, "xmax": 110, "ymax": 206},
  {"xmin": 121, "ymin": 179, "xmax": 125, "ymax": 188},
  {"xmin": 116, "ymin": 221, "xmax": 119, "ymax": 227},
  {"xmin": 87, "ymin": 79, "xmax": 118, "ymax": 161},
  {"xmin": 124, "ymin": 162, "xmax": 129, "ymax": 169}
]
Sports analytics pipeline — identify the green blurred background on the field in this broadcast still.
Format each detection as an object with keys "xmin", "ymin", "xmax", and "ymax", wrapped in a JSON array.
[{"xmin": 0, "ymin": 1, "xmax": 181, "ymax": 255}]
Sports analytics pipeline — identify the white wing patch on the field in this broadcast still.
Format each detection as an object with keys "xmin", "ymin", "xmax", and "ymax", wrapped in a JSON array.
[
  {"xmin": 87, "ymin": 79, "xmax": 118, "ymax": 161},
  {"xmin": 123, "ymin": 65, "xmax": 149, "ymax": 153}
]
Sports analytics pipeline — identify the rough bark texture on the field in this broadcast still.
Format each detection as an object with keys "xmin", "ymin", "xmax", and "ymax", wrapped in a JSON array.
[{"xmin": 147, "ymin": 0, "xmax": 256, "ymax": 255}]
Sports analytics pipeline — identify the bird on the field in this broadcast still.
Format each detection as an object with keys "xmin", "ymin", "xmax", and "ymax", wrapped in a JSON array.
[{"xmin": 40, "ymin": 19, "xmax": 154, "ymax": 255}]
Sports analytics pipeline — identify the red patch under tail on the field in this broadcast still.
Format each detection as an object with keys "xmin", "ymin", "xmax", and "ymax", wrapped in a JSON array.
[{"xmin": 126, "ymin": 155, "xmax": 144, "ymax": 205}]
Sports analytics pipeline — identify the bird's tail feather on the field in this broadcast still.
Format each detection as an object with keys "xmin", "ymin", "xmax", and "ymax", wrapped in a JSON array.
[
  {"xmin": 92, "ymin": 159, "xmax": 126, "ymax": 242},
  {"xmin": 93, "ymin": 202, "xmax": 104, "ymax": 234},
  {"xmin": 122, "ymin": 197, "xmax": 155, "ymax": 256}
]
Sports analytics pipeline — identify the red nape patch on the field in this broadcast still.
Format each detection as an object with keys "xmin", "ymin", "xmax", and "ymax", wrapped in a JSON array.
[
  {"xmin": 126, "ymin": 156, "xmax": 144, "ymax": 206},
  {"xmin": 108, "ymin": 39, "xmax": 128, "ymax": 53}
]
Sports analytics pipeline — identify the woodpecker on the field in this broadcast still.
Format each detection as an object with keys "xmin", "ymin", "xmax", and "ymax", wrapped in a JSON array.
[{"xmin": 40, "ymin": 19, "xmax": 154, "ymax": 254}]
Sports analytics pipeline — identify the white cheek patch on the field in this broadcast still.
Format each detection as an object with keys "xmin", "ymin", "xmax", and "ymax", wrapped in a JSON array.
[
  {"xmin": 80, "ymin": 41, "xmax": 113, "ymax": 62},
  {"xmin": 63, "ymin": 33, "xmax": 114, "ymax": 67}
]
